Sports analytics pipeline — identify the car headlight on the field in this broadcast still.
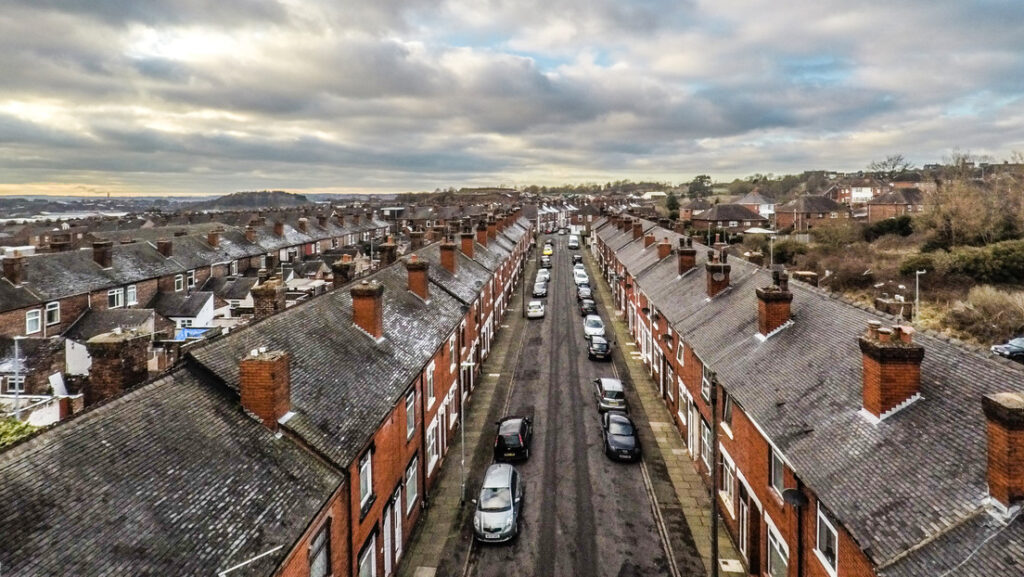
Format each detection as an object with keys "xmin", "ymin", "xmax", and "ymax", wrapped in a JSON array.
[
  {"xmin": 503, "ymin": 516, "xmax": 514, "ymax": 529},
  {"xmin": 474, "ymin": 515, "xmax": 482, "ymax": 531}
]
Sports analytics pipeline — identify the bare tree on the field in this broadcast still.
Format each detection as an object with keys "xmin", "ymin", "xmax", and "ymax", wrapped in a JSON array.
[{"xmin": 868, "ymin": 154, "xmax": 914, "ymax": 183}]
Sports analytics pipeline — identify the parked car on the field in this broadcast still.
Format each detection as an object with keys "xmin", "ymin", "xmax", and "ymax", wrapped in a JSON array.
[
  {"xmin": 543, "ymin": 245, "xmax": 553, "ymax": 256},
  {"xmin": 577, "ymin": 285, "xmax": 592, "ymax": 301},
  {"xmin": 593, "ymin": 377, "xmax": 628, "ymax": 412},
  {"xmin": 532, "ymin": 282, "xmax": 548, "ymax": 298},
  {"xmin": 588, "ymin": 335, "xmax": 612, "ymax": 361},
  {"xmin": 573, "ymin": 271, "xmax": 590, "ymax": 286},
  {"xmin": 559, "ymin": 228, "xmax": 568, "ymax": 235},
  {"xmin": 536, "ymin": 269, "xmax": 550, "ymax": 283},
  {"xmin": 473, "ymin": 463, "xmax": 523, "ymax": 543},
  {"xmin": 579, "ymin": 298, "xmax": 597, "ymax": 316},
  {"xmin": 583, "ymin": 314, "xmax": 605, "ymax": 340},
  {"xmin": 494, "ymin": 416, "xmax": 533, "ymax": 461},
  {"xmin": 573, "ymin": 263, "xmax": 585, "ymax": 272},
  {"xmin": 540, "ymin": 256, "xmax": 552, "ymax": 268},
  {"xmin": 572, "ymin": 254, "xmax": 583, "ymax": 265},
  {"xmin": 526, "ymin": 300, "xmax": 545, "ymax": 319},
  {"xmin": 992, "ymin": 337, "xmax": 1024, "ymax": 363},
  {"xmin": 567, "ymin": 235, "xmax": 580, "ymax": 249},
  {"xmin": 602, "ymin": 411, "xmax": 641, "ymax": 461}
]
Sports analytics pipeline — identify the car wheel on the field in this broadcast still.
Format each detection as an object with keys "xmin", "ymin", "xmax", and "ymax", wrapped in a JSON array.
[{"xmin": 524, "ymin": 448, "xmax": 530, "ymax": 459}]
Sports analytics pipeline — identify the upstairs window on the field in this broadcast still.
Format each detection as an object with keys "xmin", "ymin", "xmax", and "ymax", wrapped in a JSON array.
[
  {"xmin": 186, "ymin": 270, "xmax": 196, "ymax": 288},
  {"xmin": 26, "ymin": 310, "xmax": 41, "ymax": 334},
  {"xmin": 449, "ymin": 335, "xmax": 456, "ymax": 373},
  {"xmin": 405, "ymin": 457, "xmax": 419, "ymax": 513},
  {"xmin": 126, "ymin": 284, "xmax": 138, "ymax": 305},
  {"xmin": 426, "ymin": 361, "xmax": 436, "ymax": 407},
  {"xmin": 676, "ymin": 341, "xmax": 685, "ymax": 365},
  {"xmin": 770, "ymin": 449, "xmax": 786, "ymax": 495},
  {"xmin": 309, "ymin": 519, "xmax": 331, "ymax": 577},
  {"xmin": 45, "ymin": 302, "xmax": 60, "ymax": 326},
  {"xmin": 768, "ymin": 524, "xmax": 789, "ymax": 577},
  {"xmin": 174, "ymin": 275, "xmax": 184, "ymax": 292},
  {"xmin": 6, "ymin": 375, "xmax": 25, "ymax": 393},
  {"xmin": 816, "ymin": 503, "xmax": 839, "ymax": 575},
  {"xmin": 359, "ymin": 450, "xmax": 374, "ymax": 510},
  {"xmin": 107, "ymin": 289, "xmax": 124, "ymax": 309},
  {"xmin": 405, "ymin": 390, "xmax": 416, "ymax": 440},
  {"xmin": 701, "ymin": 363, "xmax": 712, "ymax": 402},
  {"xmin": 722, "ymin": 393, "xmax": 734, "ymax": 436}
]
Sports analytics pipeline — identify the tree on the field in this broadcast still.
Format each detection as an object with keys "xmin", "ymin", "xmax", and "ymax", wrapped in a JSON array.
[
  {"xmin": 687, "ymin": 175, "xmax": 713, "ymax": 199},
  {"xmin": 665, "ymin": 192, "xmax": 680, "ymax": 212},
  {"xmin": 868, "ymin": 154, "xmax": 914, "ymax": 183}
]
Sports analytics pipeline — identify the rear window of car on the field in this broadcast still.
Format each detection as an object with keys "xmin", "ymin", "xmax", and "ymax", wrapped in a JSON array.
[
  {"xmin": 592, "ymin": 342, "xmax": 608, "ymax": 351},
  {"xmin": 479, "ymin": 487, "xmax": 512, "ymax": 512},
  {"xmin": 586, "ymin": 318, "xmax": 603, "ymax": 328},
  {"xmin": 609, "ymin": 421, "xmax": 633, "ymax": 435},
  {"xmin": 502, "ymin": 434, "xmax": 522, "ymax": 447},
  {"xmin": 603, "ymin": 389, "xmax": 624, "ymax": 400}
]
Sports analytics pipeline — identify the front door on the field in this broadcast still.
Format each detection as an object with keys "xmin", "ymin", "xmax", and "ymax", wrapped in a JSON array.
[
  {"xmin": 738, "ymin": 497, "xmax": 749, "ymax": 563},
  {"xmin": 383, "ymin": 502, "xmax": 393, "ymax": 576},
  {"xmin": 393, "ymin": 487, "xmax": 403, "ymax": 563},
  {"xmin": 688, "ymin": 403, "xmax": 698, "ymax": 458}
]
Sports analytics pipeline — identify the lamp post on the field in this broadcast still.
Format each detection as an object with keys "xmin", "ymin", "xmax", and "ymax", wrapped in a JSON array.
[{"xmin": 915, "ymin": 269, "xmax": 926, "ymax": 324}]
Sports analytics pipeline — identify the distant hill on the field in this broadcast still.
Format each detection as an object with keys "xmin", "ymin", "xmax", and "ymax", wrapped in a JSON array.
[{"xmin": 189, "ymin": 190, "xmax": 311, "ymax": 210}]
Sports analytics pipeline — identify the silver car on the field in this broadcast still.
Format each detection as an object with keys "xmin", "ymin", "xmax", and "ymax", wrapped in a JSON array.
[
  {"xmin": 583, "ymin": 314, "xmax": 605, "ymax": 340},
  {"xmin": 593, "ymin": 377, "xmax": 628, "ymax": 412},
  {"xmin": 536, "ymin": 269, "xmax": 551, "ymax": 283},
  {"xmin": 473, "ymin": 463, "xmax": 523, "ymax": 543}
]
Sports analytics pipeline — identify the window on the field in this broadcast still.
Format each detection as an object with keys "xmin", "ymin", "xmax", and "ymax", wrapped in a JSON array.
[
  {"xmin": 107, "ymin": 288, "xmax": 124, "ymax": 309},
  {"xmin": 358, "ymin": 535, "xmax": 376, "ymax": 577},
  {"xmin": 405, "ymin": 390, "xmax": 416, "ymax": 440},
  {"xmin": 449, "ymin": 335, "xmax": 456, "ymax": 373},
  {"xmin": 230, "ymin": 260, "xmax": 239, "ymax": 275},
  {"xmin": 45, "ymin": 302, "xmax": 60, "ymax": 326},
  {"xmin": 676, "ymin": 341, "xmax": 685, "ymax": 365},
  {"xmin": 700, "ymin": 418, "xmax": 712, "ymax": 470},
  {"xmin": 359, "ymin": 450, "xmax": 374, "ymax": 510},
  {"xmin": 176, "ymin": 319, "xmax": 194, "ymax": 328},
  {"xmin": 6, "ymin": 376, "xmax": 25, "ymax": 393},
  {"xmin": 728, "ymin": 220, "xmax": 738, "ymax": 227},
  {"xmin": 426, "ymin": 421, "xmax": 438, "ymax": 472},
  {"xmin": 768, "ymin": 523, "xmax": 789, "ymax": 577},
  {"xmin": 447, "ymin": 388, "xmax": 457, "ymax": 428},
  {"xmin": 677, "ymin": 378, "xmax": 687, "ymax": 426},
  {"xmin": 816, "ymin": 503, "xmax": 839, "ymax": 575},
  {"xmin": 425, "ymin": 361, "xmax": 435, "ymax": 407},
  {"xmin": 25, "ymin": 309, "xmax": 41, "ymax": 334},
  {"xmin": 309, "ymin": 519, "xmax": 331, "ymax": 577},
  {"xmin": 405, "ymin": 457, "xmax": 419, "ymax": 514},
  {"xmin": 719, "ymin": 450, "xmax": 736, "ymax": 517},
  {"xmin": 721, "ymin": 393, "xmax": 734, "ymax": 437},
  {"xmin": 701, "ymin": 363, "xmax": 712, "ymax": 402},
  {"xmin": 187, "ymin": 269, "xmax": 196, "ymax": 288},
  {"xmin": 126, "ymin": 284, "xmax": 137, "ymax": 305},
  {"xmin": 770, "ymin": 449, "xmax": 786, "ymax": 495},
  {"xmin": 174, "ymin": 275, "xmax": 184, "ymax": 292}
]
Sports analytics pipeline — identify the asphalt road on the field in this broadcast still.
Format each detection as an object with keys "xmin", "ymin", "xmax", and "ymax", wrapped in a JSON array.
[{"xmin": 463, "ymin": 233, "xmax": 672, "ymax": 577}]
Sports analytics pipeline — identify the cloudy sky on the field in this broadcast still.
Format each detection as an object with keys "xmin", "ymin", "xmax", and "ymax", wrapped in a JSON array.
[{"xmin": 2, "ymin": 0, "xmax": 1024, "ymax": 196}]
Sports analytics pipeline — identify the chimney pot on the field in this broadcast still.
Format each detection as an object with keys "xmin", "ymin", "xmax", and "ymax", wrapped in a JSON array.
[
  {"xmin": 207, "ymin": 229, "xmax": 221, "ymax": 248},
  {"xmin": 460, "ymin": 232, "xmax": 475, "ymax": 259},
  {"xmin": 298, "ymin": 218, "xmax": 309, "ymax": 233},
  {"xmin": 858, "ymin": 324, "xmax": 925, "ymax": 418},
  {"xmin": 440, "ymin": 241, "xmax": 457, "ymax": 274},
  {"xmin": 245, "ymin": 226, "xmax": 257, "ymax": 242},
  {"xmin": 756, "ymin": 271, "xmax": 794, "ymax": 336},
  {"xmin": 240, "ymin": 350, "xmax": 291, "ymax": 430},
  {"xmin": 156, "ymin": 239, "xmax": 173, "ymax": 257},
  {"xmin": 274, "ymin": 221, "xmax": 284, "ymax": 237},
  {"xmin": 644, "ymin": 233, "xmax": 656, "ymax": 248},
  {"xmin": 705, "ymin": 256, "xmax": 731, "ymax": 297},
  {"xmin": 351, "ymin": 280, "xmax": 385, "ymax": 339},
  {"xmin": 657, "ymin": 238, "xmax": 671, "ymax": 260},
  {"xmin": 632, "ymin": 221, "xmax": 643, "ymax": 240}
]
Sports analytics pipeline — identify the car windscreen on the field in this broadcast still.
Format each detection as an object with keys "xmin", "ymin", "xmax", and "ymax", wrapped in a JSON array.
[
  {"xmin": 603, "ymin": 389, "xmax": 624, "ymax": 400},
  {"xmin": 479, "ymin": 487, "xmax": 512, "ymax": 511},
  {"xmin": 592, "ymin": 342, "xmax": 608, "ymax": 351},
  {"xmin": 586, "ymin": 318, "xmax": 603, "ymax": 328},
  {"xmin": 534, "ymin": 283, "xmax": 546, "ymax": 290},
  {"xmin": 609, "ymin": 420, "xmax": 633, "ymax": 435},
  {"xmin": 1011, "ymin": 338, "xmax": 1024, "ymax": 348},
  {"xmin": 501, "ymin": 434, "xmax": 522, "ymax": 448}
]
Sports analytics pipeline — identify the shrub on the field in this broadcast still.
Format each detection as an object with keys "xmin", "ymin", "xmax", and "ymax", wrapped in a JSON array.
[
  {"xmin": 822, "ymin": 254, "xmax": 876, "ymax": 291},
  {"xmin": 773, "ymin": 240, "xmax": 807, "ymax": 265},
  {"xmin": 899, "ymin": 253, "xmax": 936, "ymax": 276},
  {"xmin": 945, "ymin": 285, "xmax": 1024, "ymax": 342},
  {"xmin": 864, "ymin": 215, "xmax": 913, "ymax": 242},
  {"xmin": 943, "ymin": 240, "xmax": 1024, "ymax": 283},
  {"xmin": 0, "ymin": 418, "xmax": 37, "ymax": 449}
]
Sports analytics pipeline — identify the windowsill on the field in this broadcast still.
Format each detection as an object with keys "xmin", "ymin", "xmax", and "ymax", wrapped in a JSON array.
[
  {"xmin": 813, "ymin": 548, "xmax": 839, "ymax": 577},
  {"xmin": 359, "ymin": 493, "xmax": 377, "ymax": 521},
  {"xmin": 428, "ymin": 455, "xmax": 438, "ymax": 474},
  {"xmin": 719, "ymin": 491, "xmax": 735, "ymax": 518},
  {"xmin": 769, "ymin": 486, "xmax": 785, "ymax": 507},
  {"xmin": 720, "ymin": 422, "xmax": 734, "ymax": 440}
]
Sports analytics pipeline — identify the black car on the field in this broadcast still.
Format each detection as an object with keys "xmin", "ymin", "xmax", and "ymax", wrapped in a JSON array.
[
  {"xmin": 532, "ymin": 282, "xmax": 548, "ymax": 298},
  {"xmin": 588, "ymin": 335, "xmax": 612, "ymax": 361},
  {"xmin": 577, "ymin": 286, "xmax": 592, "ymax": 301},
  {"xmin": 572, "ymin": 254, "xmax": 583, "ymax": 264},
  {"xmin": 992, "ymin": 337, "xmax": 1024, "ymax": 363},
  {"xmin": 602, "ymin": 411, "xmax": 641, "ymax": 462},
  {"xmin": 579, "ymin": 298, "xmax": 597, "ymax": 316},
  {"xmin": 540, "ymin": 256, "xmax": 552, "ymax": 268},
  {"xmin": 494, "ymin": 416, "xmax": 533, "ymax": 461}
]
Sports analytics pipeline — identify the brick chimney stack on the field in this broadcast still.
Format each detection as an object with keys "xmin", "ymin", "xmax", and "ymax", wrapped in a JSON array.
[
  {"xmin": 858, "ymin": 321, "xmax": 925, "ymax": 419},
  {"xmin": 487, "ymin": 217, "xmax": 497, "ymax": 241},
  {"xmin": 207, "ymin": 228, "xmax": 222, "ymax": 248},
  {"xmin": 251, "ymin": 279, "xmax": 286, "ymax": 319},
  {"xmin": 619, "ymin": 217, "xmax": 629, "ymax": 232},
  {"xmin": 273, "ymin": 221, "xmax": 285, "ymax": 237},
  {"xmin": 298, "ymin": 218, "xmax": 309, "ymax": 233},
  {"xmin": 245, "ymin": 226, "xmax": 257, "ymax": 243},
  {"xmin": 476, "ymin": 221, "xmax": 488, "ymax": 247},
  {"xmin": 156, "ymin": 239, "xmax": 173, "ymax": 257},
  {"xmin": 678, "ymin": 239, "xmax": 694, "ymax": 269},
  {"xmin": 331, "ymin": 254, "xmax": 355, "ymax": 289},
  {"xmin": 379, "ymin": 238, "xmax": 397, "ymax": 267},
  {"xmin": 983, "ymin": 392, "xmax": 1024, "ymax": 508},
  {"xmin": 409, "ymin": 230, "xmax": 425, "ymax": 251},
  {"xmin": 657, "ymin": 237, "xmax": 672, "ymax": 260},
  {"xmin": 3, "ymin": 256, "xmax": 25, "ymax": 285},
  {"xmin": 632, "ymin": 221, "xmax": 643, "ymax": 240},
  {"xmin": 85, "ymin": 330, "xmax": 149, "ymax": 405},
  {"xmin": 92, "ymin": 241, "xmax": 113, "ymax": 269},
  {"xmin": 441, "ymin": 240, "xmax": 457, "ymax": 274},
  {"xmin": 405, "ymin": 255, "xmax": 430, "ymax": 301},
  {"xmin": 318, "ymin": 215, "xmax": 328, "ymax": 228},
  {"xmin": 705, "ymin": 249, "xmax": 731, "ymax": 297},
  {"xmin": 351, "ymin": 280, "xmax": 385, "ymax": 340},
  {"xmin": 644, "ymin": 233, "xmax": 656, "ymax": 248},
  {"xmin": 756, "ymin": 270, "xmax": 794, "ymax": 336},
  {"xmin": 240, "ymin": 350, "xmax": 291, "ymax": 430},
  {"xmin": 460, "ymin": 231, "xmax": 475, "ymax": 259}
]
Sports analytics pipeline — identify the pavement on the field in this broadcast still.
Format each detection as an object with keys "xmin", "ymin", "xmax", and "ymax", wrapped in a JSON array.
[{"xmin": 397, "ymin": 240, "xmax": 743, "ymax": 577}]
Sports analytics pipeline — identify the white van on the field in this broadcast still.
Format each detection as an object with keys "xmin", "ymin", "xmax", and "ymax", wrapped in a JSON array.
[{"xmin": 568, "ymin": 235, "xmax": 580, "ymax": 249}]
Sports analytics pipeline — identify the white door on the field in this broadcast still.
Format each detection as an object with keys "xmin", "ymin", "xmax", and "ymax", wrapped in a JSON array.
[
  {"xmin": 383, "ymin": 503, "xmax": 393, "ymax": 576},
  {"xmin": 393, "ymin": 487, "xmax": 403, "ymax": 562},
  {"xmin": 738, "ymin": 499, "xmax": 749, "ymax": 561},
  {"xmin": 688, "ymin": 403, "xmax": 698, "ymax": 458}
]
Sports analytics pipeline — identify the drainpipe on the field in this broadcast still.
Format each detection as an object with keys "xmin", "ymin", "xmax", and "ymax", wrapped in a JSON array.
[{"xmin": 710, "ymin": 374, "xmax": 720, "ymax": 577}]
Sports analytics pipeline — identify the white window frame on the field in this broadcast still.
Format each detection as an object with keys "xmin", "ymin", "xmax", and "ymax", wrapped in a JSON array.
[
  {"xmin": 26, "ymin": 309, "xmax": 41, "ymax": 334},
  {"xmin": 44, "ymin": 302, "xmax": 60, "ymax": 326},
  {"xmin": 186, "ymin": 269, "xmax": 196, "ymax": 288},
  {"xmin": 676, "ymin": 340, "xmax": 685, "ymax": 365},
  {"xmin": 677, "ymin": 378, "xmax": 687, "ymax": 426},
  {"xmin": 770, "ymin": 448, "xmax": 786, "ymax": 495},
  {"xmin": 449, "ymin": 335, "xmax": 456, "ymax": 373},
  {"xmin": 174, "ymin": 275, "xmax": 184, "ymax": 292},
  {"xmin": 405, "ymin": 390, "xmax": 416, "ymax": 440},
  {"xmin": 767, "ymin": 516, "xmax": 790, "ymax": 577},
  {"xmin": 721, "ymin": 393, "xmax": 734, "ymax": 439},
  {"xmin": 359, "ymin": 450, "xmax": 374, "ymax": 508},
  {"xmin": 108, "ymin": 288, "xmax": 124, "ymax": 309},
  {"xmin": 405, "ymin": 457, "xmax": 418, "ymax": 514},
  {"xmin": 719, "ymin": 446, "xmax": 736, "ymax": 518},
  {"xmin": 815, "ymin": 502, "xmax": 839, "ymax": 576},
  {"xmin": 126, "ymin": 284, "xmax": 137, "ymax": 305},
  {"xmin": 309, "ymin": 519, "xmax": 331, "ymax": 577},
  {"xmin": 358, "ymin": 535, "xmax": 376, "ymax": 577},
  {"xmin": 230, "ymin": 260, "xmax": 239, "ymax": 275},
  {"xmin": 426, "ymin": 420, "xmax": 438, "ymax": 473},
  {"xmin": 700, "ymin": 418, "xmax": 712, "ymax": 470},
  {"xmin": 6, "ymin": 375, "xmax": 25, "ymax": 393},
  {"xmin": 425, "ymin": 361, "xmax": 436, "ymax": 408},
  {"xmin": 701, "ymin": 362, "xmax": 712, "ymax": 402}
]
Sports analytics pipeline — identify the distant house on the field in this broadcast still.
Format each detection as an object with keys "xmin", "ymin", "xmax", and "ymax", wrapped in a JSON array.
[
  {"xmin": 866, "ymin": 188, "xmax": 926, "ymax": 223},
  {"xmin": 150, "ymin": 291, "xmax": 214, "ymax": 330},
  {"xmin": 735, "ymin": 190, "xmax": 776, "ymax": 218},
  {"xmin": 775, "ymin": 195, "xmax": 851, "ymax": 231},
  {"xmin": 679, "ymin": 198, "xmax": 713, "ymax": 221},
  {"xmin": 64, "ymin": 308, "xmax": 155, "ymax": 377},
  {"xmin": 690, "ymin": 204, "xmax": 768, "ymax": 233}
]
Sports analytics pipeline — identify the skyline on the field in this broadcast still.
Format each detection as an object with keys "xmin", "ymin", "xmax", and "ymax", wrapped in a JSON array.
[{"xmin": 2, "ymin": 1, "xmax": 1024, "ymax": 197}]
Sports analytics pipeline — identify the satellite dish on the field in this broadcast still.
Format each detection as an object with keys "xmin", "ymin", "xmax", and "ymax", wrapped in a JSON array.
[
  {"xmin": 712, "ymin": 272, "xmax": 725, "ymax": 282},
  {"xmin": 782, "ymin": 488, "xmax": 808, "ymax": 507}
]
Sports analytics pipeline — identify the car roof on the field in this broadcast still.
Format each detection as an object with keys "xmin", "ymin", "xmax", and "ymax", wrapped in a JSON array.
[
  {"xmin": 585, "ymin": 314, "xmax": 602, "ymax": 323},
  {"xmin": 483, "ymin": 463, "xmax": 514, "ymax": 487},
  {"xmin": 498, "ymin": 416, "xmax": 525, "ymax": 434},
  {"xmin": 528, "ymin": 300, "xmax": 543, "ymax": 307},
  {"xmin": 591, "ymin": 335, "xmax": 607, "ymax": 344},
  {"xmin": 606, "ymin": 411, "xmax": 631, "ymax": 424},
  {"xmin": 597, "ymin": 377, "xmax": 623, "ymax": 390}
]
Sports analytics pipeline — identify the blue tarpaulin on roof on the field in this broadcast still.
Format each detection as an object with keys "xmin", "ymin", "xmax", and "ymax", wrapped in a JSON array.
[{"xmin": 174, "ymin": 327, "xmax": 209, "ymax": 341}]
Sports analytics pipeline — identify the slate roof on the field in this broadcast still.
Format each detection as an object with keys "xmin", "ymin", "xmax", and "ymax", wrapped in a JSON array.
[
  {"xmin": 203, "ymin": 275, "xmax": 259, "ymax": 300},
  {"xmin": 869, "ymin": 188, "xmax": 925, "ymax": 205},
  {"xmin": 736, "ymin": 191, "xmax": 774, "ymax": 205},
  {"xmin": 777, "ymin": 195, "xmax": 847, "ymax": 213},
  {"xmin": 691, "ymin": 204, "xmax": 766, "ymax": 222},
  {"xmin": 64, "ymin": 308, "xmax": 154, "ymax": 341},
  {"xmin": 189, "ymin": 262, "xmax": 467, "ymax": 468},
  {"xmin": 0, "ymin": 365, "xmax": 341, "ymax": 576},
  {"xmin": 417, "ymin": 243, "xmax": 491, "ymax": 304},
  {"xmin": 149, "ymin": 291, "xmax": 213, "ymax": 318},
  {"xmin": 622, "ymin": 242, "xmax": 1024, "ymax": 573}
]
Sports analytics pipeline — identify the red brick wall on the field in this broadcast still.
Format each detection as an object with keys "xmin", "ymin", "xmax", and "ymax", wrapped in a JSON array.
[
  {"xmin": 239, "ymin": 351, "xmax": 291, "ymax": 429},
  {"xmin": 985, "ymin": 422, "xmax": 1024, "ymax": 506},
  {"xmin": 0, "ymin": 293, "xmax": 89, "ymax": 338},
  {"xmin": 277, "ymin": 483, "xmax": 351, "ymax": 577}
]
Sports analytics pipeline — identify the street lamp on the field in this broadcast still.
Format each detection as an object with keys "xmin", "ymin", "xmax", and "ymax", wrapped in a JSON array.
[{"xmin": 915, "ymin": 269, "xmax": 926, "ymax": 324}]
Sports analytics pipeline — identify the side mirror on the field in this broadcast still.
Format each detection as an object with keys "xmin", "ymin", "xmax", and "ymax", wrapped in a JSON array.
[{"xmin": 471, "ymin": 498, "xmax": 478, "ymax": 505}]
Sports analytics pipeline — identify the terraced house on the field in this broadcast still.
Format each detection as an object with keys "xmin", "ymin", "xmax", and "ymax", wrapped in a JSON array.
[
  {"xmin": 593, "ymin": 215, "xmax": 1024, "ymax": 576},
  {"xmin": 0, "ymin": 211, "xmax": 530, "ymax": 577}
]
